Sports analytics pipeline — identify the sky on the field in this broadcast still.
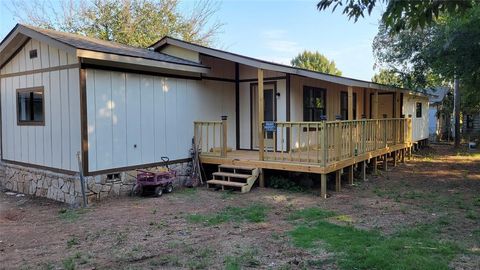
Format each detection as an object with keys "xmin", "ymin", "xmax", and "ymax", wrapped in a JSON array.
[{"xmin": 0, "ymin": 0, "xmax": 384, "ymax": 81}]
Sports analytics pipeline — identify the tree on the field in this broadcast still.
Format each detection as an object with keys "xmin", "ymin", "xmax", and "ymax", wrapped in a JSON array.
[
  {"xmin": 6, "ymin": 0, "xmax": 223, "ymax": 47},
  {"xmin": 371, "ymin": 69, "xmax": 405, "ymax": 88},
  {"xmin": 317, "ymin": 0, "xmax": 474, "ymax": 33},
  {"xmin": 372, "ymin": 3, "xmax": 480, "ymax": 147},
  {"xmin": 291, "ymin": 50, "xmax": 342, "ymax": 76}
]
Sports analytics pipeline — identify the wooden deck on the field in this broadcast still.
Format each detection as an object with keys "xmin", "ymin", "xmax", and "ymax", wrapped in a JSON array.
[{"xmin": 200, "ymin": 142, "xmax": 410, "ymax": 174}]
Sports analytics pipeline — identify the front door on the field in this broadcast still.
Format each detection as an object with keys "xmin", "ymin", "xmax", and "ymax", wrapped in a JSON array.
[{"xmin": 251, "ymin": 83, "xmax": 276, "ymax": 150}]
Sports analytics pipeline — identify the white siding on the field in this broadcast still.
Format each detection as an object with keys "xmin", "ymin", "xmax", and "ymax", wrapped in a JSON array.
[
  {"xmin": 403, "ymin": 94, "xmax": 429, "ymax": 142},
  {"xmin": 86, "ymin": 69, "xmax": 235, "ymax": 172},
  {"xmin": 0, "ymin": 39, "xmax": 80, "ymax": 171}
]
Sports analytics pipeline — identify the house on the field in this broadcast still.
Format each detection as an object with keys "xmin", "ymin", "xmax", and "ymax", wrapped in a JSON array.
[
  {"xmin": 0, "ymin": 24, "xmax": 429, "ymax": 204},
  {"xmin": 427, "ymin": 87, "xmax": 451, "ymax": 141}
]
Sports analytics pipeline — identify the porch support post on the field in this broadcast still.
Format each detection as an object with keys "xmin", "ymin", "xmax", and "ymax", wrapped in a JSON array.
[
  {"xmin": 401, "ymin": 148, "xmax": 405, "ymax": 163},
  {"xmin": 335, "ymin": 170, "xmax": 341, "ymax": 192},
  {"xmin": 373, "ymin": 90, "xmax": 379, "ymax": 119},
  {"xmin": 258, "ymin": 68, "xmax": 265, "ymax": 161},
  {"xmin": 372, "ymin": 157, "xmax": 378, "ymax": 175},
  {"xmin": 361, "ymin": 161, "xmax": 367, "ymax": 181},
  {"xmin": 348, "ymin": 165, "xmax": 354, "ymax": 185},
  {"xmin": 221, "ymin": 115, "xmax": 228, "ymax": 157},
  {"xmin": 392, "ymin": 150, "xmax": 397, "ymax": 167},
  {"xmin": 321, "ymin": 174, "xmax": 327, "ymax": 199},
  {"xmin": 258, "ymin": 168, "xmax": 265, "ymax": 188},
  {"xmin": 348, "ymin": 86, "xmax": 354, "ymax": 120},
  {"xmin": 383, "ymin": 154, "xmax": 388, "ymax": 171}
]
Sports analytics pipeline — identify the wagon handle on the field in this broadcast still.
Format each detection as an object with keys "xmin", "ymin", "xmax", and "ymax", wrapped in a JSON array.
[{"xmin": 161, "ymin": 156, "xmax": 170, "ymax": 169}]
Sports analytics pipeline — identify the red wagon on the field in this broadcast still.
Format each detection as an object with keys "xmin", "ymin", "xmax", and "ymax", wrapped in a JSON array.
[{"xmin": 132, "ymin": 157, "xmax": 176, "ymax": 197}]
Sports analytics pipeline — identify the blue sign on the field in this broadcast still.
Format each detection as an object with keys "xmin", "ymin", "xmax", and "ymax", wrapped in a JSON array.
[{"xmin": 264, "ymin": 121, "xmax": 277, "ymax": 132}]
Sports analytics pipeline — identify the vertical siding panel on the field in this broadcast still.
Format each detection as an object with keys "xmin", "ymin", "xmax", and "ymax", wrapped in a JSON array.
[
  {"xmin": 31, "ymin": 40, "xmax": 42, "ymax": 70},
  {"xmin": 140, "ymin": 75, "xmax": 155, "ymax": 163},
  {"xmin": 50, "ymin": 71, "xmax": 62, "ymax": 168},
  {"xmin": 125, "ymin": 73, "xmax": 141, "ymax": 165},
  {"xmin": 0, "ymin": 79, "xmax": 6, "ymax": 159},
  {"xmin": 34, "ymin": 73, "xmax": 44, "ymax": 165},
  {"xmin": 165, "ymin": 78, "xmax": 177, "ymax": 159},
  {"xmin": 176, "ymin": 79, "xmax": 188, "ymax": 157},
  {"xmin": 18, "ymin": 46, "xmax": 26, "ymax": 72},
  {"xmin": 60, "ymin": 69, "xmax": 71, "ymax": 169},
  {"xmin": 8, "ymin": 78, "xmax": 16, "ymax": 160},
  {"xmin": 40, "ymin": 44, "xmax": 50, "ymax": 69},
  {"xmin": 42, "ymin": 72, "xmax": 52, "ymax": 167},
  {"xmin": 26, "ymin": 74, "xmax": 35, "ymax": 164},
  {"xmin": 94, "ymin": 70, "xmax": 113, "ymax": 170},
  {"xmin": 68, "ymin": 68, "xmax": 81, "ymax": 171},
  {"xmin": 153, "ymin": 77, "xmax": 166, "ymax": 160},
  {"xmin": 86, "ymin": 70, "xmax": 97, "ymax": 171},
  {"xmin": 111, "ymin": 72, "xmax": 127, "ymax": 167},
  {"xmin": 19, "ymin": 76, "xmax": 29, "ymax": 163}
]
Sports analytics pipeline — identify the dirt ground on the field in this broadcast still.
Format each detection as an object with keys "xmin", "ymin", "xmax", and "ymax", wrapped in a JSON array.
[{"xmin": 0, "ymin": 144, "xmax": 479, "ymax": 270}]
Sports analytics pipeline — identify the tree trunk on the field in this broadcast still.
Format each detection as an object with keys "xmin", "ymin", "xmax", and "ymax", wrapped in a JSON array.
[{"xmin": 453, "ymin": 77, "xmax": 461, "ymax": 148}]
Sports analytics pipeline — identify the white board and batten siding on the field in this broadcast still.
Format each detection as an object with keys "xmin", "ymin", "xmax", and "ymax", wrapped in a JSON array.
[
  {"xmin": 0, "ymin": 39, "xmax": 81, "ymax": 172},
  {"xmin": 403, "ymin": 94, "xmax": 429, "ymax": 142},
  {"xmin": 86, "ymin": 69, "xmax": 235, "ymax": 172}
]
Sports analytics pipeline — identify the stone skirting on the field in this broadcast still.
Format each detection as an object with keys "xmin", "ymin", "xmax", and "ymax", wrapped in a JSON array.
[{"xmin": 0, "ymin": 160, "xmax": 191, "ymax": 206}]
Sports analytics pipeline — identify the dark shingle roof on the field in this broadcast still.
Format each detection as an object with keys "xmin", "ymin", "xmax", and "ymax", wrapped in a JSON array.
[{"xmin": 22, "ymin": 24, "xmax": 204, "ymax": 68}]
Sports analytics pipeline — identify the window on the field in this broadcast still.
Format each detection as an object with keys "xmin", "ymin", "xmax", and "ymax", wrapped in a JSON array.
[
  {"xmin": 340, "ymin": 91, "xmax": 357, "ymax": 120},
  {"xmin": 17, "ymin": 87, "xmax": 44, "ymax": 125},
  {"xmin": 466, "ymin": 115, "xmax": 474, "ymax": 129},
  {"xmin": 415, "ymin": 102, "xmax": 422, "ymax": 118},
  {"xmin": 303, "ymin": 86, "xmax": 326, "ymax": 121}
]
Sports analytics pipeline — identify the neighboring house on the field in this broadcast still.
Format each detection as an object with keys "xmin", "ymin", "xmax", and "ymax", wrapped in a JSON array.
[
  {"xmin": 426, "ymin": 87, "xmax": 451, "ymax": 141},
  {"xmin": 0, "ymin": 24, "xmax": 429, "ymax": 204}
]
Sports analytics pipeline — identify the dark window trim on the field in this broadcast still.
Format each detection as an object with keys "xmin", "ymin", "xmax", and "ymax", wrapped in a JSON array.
[
  {"xmin": 416, "ymin": 102, "xmax": 422, "ymax": 118},
  {"xmin": 16, "ymin": 86, "xmax": 45, "ymax": 126},
  {"xmin": 303, "ymin": 85, "xmax": 326, "ymax": 122}
]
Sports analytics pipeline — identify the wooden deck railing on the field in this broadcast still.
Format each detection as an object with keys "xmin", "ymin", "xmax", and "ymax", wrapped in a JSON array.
[
  {"xmin": 263, "ymin": 118, "xmax": 412, "ymax": 166},
  {"xmin": 193, "ymin": 117, "xmax": 228, "ymax": 157}
]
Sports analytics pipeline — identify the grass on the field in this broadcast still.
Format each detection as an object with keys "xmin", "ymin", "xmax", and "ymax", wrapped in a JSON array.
[
  {"xmin": 66, "ymin": 236, "xmax": 80, "ymax": 248},
  {"xmin": 224, "ymin": 248, "xmax": 260, "ymax": 270},
  {"xmin": 288, "ymin": 207, "xmax": 460, "ymax": 270},
  {"xmin": 187, "ymin": 203, "xmax": 268, "ymax": 226},
  {"xmin": 58, "ymin": 208, "xmax": 87, "ymax": 222}
]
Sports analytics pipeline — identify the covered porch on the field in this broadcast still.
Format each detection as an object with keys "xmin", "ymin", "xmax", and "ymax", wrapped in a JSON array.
[{"xmin": 194, "ymin": 69, "xmax": 414, "ymax": 198}]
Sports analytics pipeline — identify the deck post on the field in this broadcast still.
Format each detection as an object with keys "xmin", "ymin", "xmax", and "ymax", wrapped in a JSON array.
[
  {"xmin": 372, "ymin": 157, "xmax": 378, "ymax": 175},
  {"xmin": 401, "ymin": 148, "xmax": 405, "ymax": 163},
  {"xmin": 335, "ymin": 170, "xmax": 341, "ymax": 192},
  {"xmin": 258, "ymin": 68, "xmax": 265, "ymax": 161},
  {"xmin": 373, "ymin": 90, "xmax": 379, "ymax": 119},
  {"xmin": 348, "ymin": 86, "xmax": 354, "ymax": 120},
  {"xmin": 361, "ymin": 161, "xmax": 367, "ymax": 181},
  {"xmin": 258, "ymin": 168, "xmax": 265, "ymax": 188},
  {"xmin": 321, "ymin": 174, "xmax": 327, "ymax": 199},
  {"xmin": 221, "ymin": 116, "xmax": 228, "ymax": 157},
  {"xmin": 348, "ymin": 165, "xmax": 354, "ymax": 185},
  {"xmin": 383, "ymin": 154, "xmax": 388, "ymax": 171},
  {"xmin": 392, "ymin": 150, "xmax": 397, "ymax": 167}
]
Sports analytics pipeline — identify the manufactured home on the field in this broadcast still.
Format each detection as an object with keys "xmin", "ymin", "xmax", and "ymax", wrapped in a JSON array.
[{"xmin": 0, "ymin": 24, "xmax": 429, "ymax": 204}]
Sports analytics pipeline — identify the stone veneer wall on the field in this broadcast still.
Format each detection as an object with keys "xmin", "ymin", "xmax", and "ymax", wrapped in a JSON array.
[{"xmin": 0, "ymin": 161, "xmax": 191, "ymax": 206}]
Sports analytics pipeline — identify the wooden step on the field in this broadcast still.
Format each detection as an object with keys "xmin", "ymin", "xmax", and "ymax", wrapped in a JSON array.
[
  {"xmin": 212, "ymin": 172, "xmax": 251, "ymax": 179},
  {"xmin": 206, "ymin": 180, "xmax": 247, "ymax": 187},
  {"xmin": 218, "ymin": 164, "xmax": 256, "ymax": 171}
]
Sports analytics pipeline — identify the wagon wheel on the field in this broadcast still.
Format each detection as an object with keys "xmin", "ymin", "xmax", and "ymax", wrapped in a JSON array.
[
  {"xmin": 154, "ymin": 186, "xmax": 163, "ymax": 197},
  {"xmin": 131, "ymin": 184, "xmax": 143, "ymax": 196},
  {"xmin": 165, "ymin": 184, "xmax": 173, "ymax": 193}
]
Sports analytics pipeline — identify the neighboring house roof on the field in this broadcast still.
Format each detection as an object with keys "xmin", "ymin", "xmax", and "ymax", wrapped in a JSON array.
[
  {"xmin": 151, "ymin": 36, "xmax": 428, "ymax": 96},
  {"xmin": 0, "ymin": 24, "xmax": 209, "ymax": 73},
  {"xmin": 425, "ymin": 87, "xmax": 450, "ymax": 104}
]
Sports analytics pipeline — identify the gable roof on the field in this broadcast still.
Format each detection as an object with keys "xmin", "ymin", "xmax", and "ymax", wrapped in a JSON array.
[
  {"xmin": 152, "ymin": 36, "xmax": 426, "ymax": 95},
  {"xmin": 0, "ymin": 24, "xmax": 209, "ymax": 73}
]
